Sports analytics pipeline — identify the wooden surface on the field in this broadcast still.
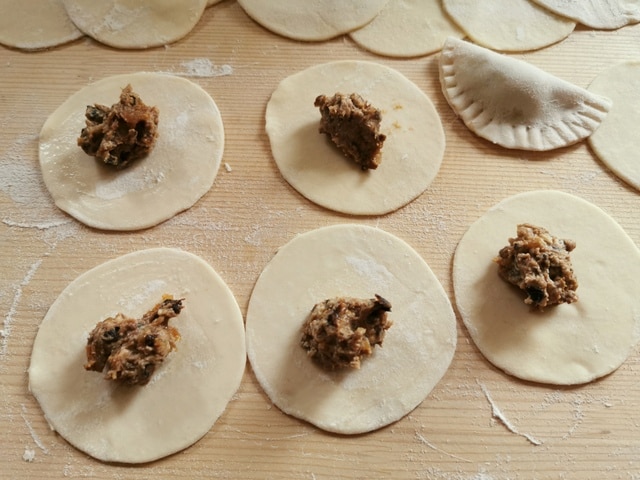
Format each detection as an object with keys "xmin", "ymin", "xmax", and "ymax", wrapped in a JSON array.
[{"xmin": 2, "ymin": 2, "xmax": 640, "ymax": 479}]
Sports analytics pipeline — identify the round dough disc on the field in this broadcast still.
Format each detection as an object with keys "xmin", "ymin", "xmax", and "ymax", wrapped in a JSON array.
[
  {"xmin": 453, "ymin": 190, "xmax": 640, "ymax": 385},
  {"xmin": 266, "ymin": 61, "xmax": 445, "ymax": 215},
  {"xmin": 0, "ymin": 0, "xmax": 83, "ymax": 50},
  {"xmin": 39, "ymin": 72, "xmax": 224, "ymax": 231},
  {"xmin": 588, "ymin": 60, "xmax": 640, "ymax": 191},
  {"xmin": 349, "ymin": 0, "xmax": 464, "ymax": 58},
  {"xmin": 62, "ymin": 0, "xmax": 207, "ymax": 49},
  {"xmin": 443, "ymin": 0, "xmax": 575, "ymax": 52},
  {"xmin": 236, "ymin": 0, "xmax": 389, "ymax": 41},
  {"xmin": 246, "ymin": 224, "xmax": 457, "ymax": 434},
  {"xmin": 28, "ymin": 248, "xmax": 246, "ymax": 463}
]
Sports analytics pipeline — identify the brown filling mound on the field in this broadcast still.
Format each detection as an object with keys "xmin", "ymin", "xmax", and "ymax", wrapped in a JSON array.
[
  {"xmin": 77, "ymin": 84, "xmax": 159, "ymax": 169},
  {"xmin": 495, "ymin": 223, "xmax": 578, "ymax": 310},
  {"xmin": 300, "ymin": 294, "xmax": 392, "ymax": 370},
  {"xmin": 314, "ymin": 93, "xmax": 386, "ymax": 170}
]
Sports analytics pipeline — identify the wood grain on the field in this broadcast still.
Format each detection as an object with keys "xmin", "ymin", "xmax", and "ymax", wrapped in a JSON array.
[{"xmin": 1, "ymin": 2, "xmax": 640, "ymax": 479}]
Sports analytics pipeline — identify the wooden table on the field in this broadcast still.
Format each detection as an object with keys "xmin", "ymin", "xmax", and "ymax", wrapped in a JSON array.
[{"xmin": 2, "ymin": 2, "xmax": 640, "ymax": 478}]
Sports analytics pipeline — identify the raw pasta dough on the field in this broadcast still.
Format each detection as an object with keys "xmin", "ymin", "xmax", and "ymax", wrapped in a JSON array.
[
  {"xmin": 236, "ymin": 0, "xmax": 389, "ymax": 41},
  {"xmin": 588, "ymin": 60, "xmax": 640, "ymax": 191},
  {"xmin": 531, "ymin": 0, "xmax": 640, "ymax": 29},
  {"xmin": 453, "ymin": 190, "xmax": 640, "ymax": 385},
  {"xmin": 28, "ymin": 248, "xmax": 246, "ymax": 463},
  {"xmin": 246, "ymin": 224, "xmax": 457, "ymax": 434},
  {"xmin": 39, "ymin": 72, "xmax": 224, "ymax": 231},
  {"xmin": 0, "ymin": 0, "xmax": 83, "ymax": 50},
  {"xmin": 349, "ymin": 0, "xmax": 464, "ymax": 58},
  {"xmin": 266, "ymin": 61, "xmax": 445, "ymax": 215},
  {"xmin": 439, "ymin": 37, "xmax": 611, "ymax": 151},
  {"xmin": 62, "ymin": 0, "xmax": 207, "ymax": 49},
  {"xmin": 443, "ymin": 0, "xmax": 575, "ymax": 51}
]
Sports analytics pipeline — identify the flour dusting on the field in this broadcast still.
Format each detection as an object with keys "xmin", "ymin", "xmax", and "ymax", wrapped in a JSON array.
[{"xmin": 162, "ymin": 58, "xmax": 233, "ymax": 78}]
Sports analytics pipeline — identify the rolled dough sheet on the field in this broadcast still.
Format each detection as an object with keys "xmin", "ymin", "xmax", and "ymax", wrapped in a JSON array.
[
  {"xmin": 0, "ymin": 0, "xmax": 83, "ymax": 50},
  {"xmin": 39, "ymin": 72, "xmax": 224, "ymax": 231},
  {"xmin": 588, "ymin": 60, "xmax": 640, "ymax": 192},
  {"xmin": 442, "ymin": 0, "xmax": 575, "ymax": 51},
  {"xmin": 266, "ymin": 60, "xmax": 445, "ymax": 215},
  {"xmin": 531, "ymin": 0, "xmax": 640, "ymax": 29},
  {"xmin": 246, "ymin": 224, "xmax": 457, "ymax": 434},
  {"xmin": 62, "ymin": 0, "xmax": 207, "ymax": 49},
  {"xmin": 28, "ymin": 248, "xmax": 246, "ymax": 463},
  {"xmin": 453, "ymin": 190, "xmax": 640, "ymax": 385},
  {"xmin": 236, "ymin": 0, "xmax": 389, "ymax": 41},
  {"xmin": 349, "ymin": 0, "xmax": 464, "ymax": 58}
]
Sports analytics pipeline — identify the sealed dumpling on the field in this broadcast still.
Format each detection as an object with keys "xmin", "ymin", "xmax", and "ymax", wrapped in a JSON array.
[
  {"xmin": 531, "ymin": 0, "xmax": 640, "ymax": 30},
  {"xmin": 439, "ymin": 37, "xmax": 612, "ymax": 151}
]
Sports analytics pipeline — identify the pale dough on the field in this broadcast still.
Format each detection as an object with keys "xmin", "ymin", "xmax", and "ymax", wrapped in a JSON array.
[
  {"xmin": 531, "ymin": 0, "xmax": 640, "ymax": 29},
  {"xmin": 62, "ymin": 0, "xmax": 207, "ymax": 49},
  {"xmin": 588, "ymin": 60, "xmax": 640, "ymax": 191},
  {"xmin": 28, "ymin": 248, "xmax": 246, "ymax": 463},
  {"xmin": 39, "ymin": 72, "xmax": 224, "ymax": 231},
  {"xmin": 266, "ymin": 61, "xmax": 445, "ymax": 215},
  {"xmin": 443, "ymin": 0, "xmax": 575, "ymax": 51},
  {"xmin": 453, "ymin": 190, "xmax": 640, "ymax": 385},
  {"xmin": 0, "ymin": 0, "xmax": 83, "ymax": 50},
  {"xmin": 349, "ymin": 0, "xmax": 464, "ymax": 58},
  {"xmin": 246, "ymin": 224, "xmax": 457, "ymax": 434},
  {"xmin": 439, "ymin": 37, "xmax": 611, "ymax": 151},
  {"xmin": 236, "ymin": 0, "xmax": 389, "ymax": 41}
]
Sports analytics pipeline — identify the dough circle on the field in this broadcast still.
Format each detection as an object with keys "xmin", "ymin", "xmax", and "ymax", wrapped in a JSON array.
[
  {"xmin": 588, "ymin": 60, "xmax": 640, "ymax": 191},
  {"xmin": 28, "ymin": 248, "xmax": 246, "ymax": 463},
  {"xmin": 349, "ymin": 0, "xmax": 464, "ymax": 58},
  {"xmin": 453, "ymin": 190, "xmax": 640, "ymax": 385},
  {"xmin": 246, "ymin": 224, "xmax": 457, "ymax": 434},
  {"xmin": 62, "ymin": 0, "xmax": 207, "ymax": 49},
  {"xmin": 236, "ymin": 0, "xmax": 389, "ymax": 41},
  {"xmin": 39, "ymin": 72, "xmax": 224, "ymax": 231},
  {"xmin": 442, "ymin": 0, "xmax": 575, "ymax": 52},
  {"xmin": 0, "ymin": 0, "xmax": 83, "ymax": 50},
  {"xmin": 530, "ymin": 0, "xmax": 640, "ymax": 30},
  {"xmin": 266, "ymin": 61, "xmax": 446, "ymax": 215}
]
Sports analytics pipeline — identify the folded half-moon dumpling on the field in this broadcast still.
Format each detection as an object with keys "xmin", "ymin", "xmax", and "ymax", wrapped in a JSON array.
[
  {"xmin": 439, "ymin": 37, "xmax": 612, "ymax": 151},
  {"xmin": 531, "ymin": 0, "xmax": 640, "ymax": 30}
]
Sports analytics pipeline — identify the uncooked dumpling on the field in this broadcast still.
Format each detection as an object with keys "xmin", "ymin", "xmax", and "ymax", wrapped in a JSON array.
[
  {"xmin": 453, "ymin": 190, "xmax": 640, "ymax": 385},
  {"xmin": 246, "ymin": 224, "xmax": 457, "ymax": 434},
  {"xmin": 266, "ymin": 60, "xmax": 445, "ymax": 215},
  {"xmin": 236, "ymin": 0, "xmax": 389, "ymax": 41},
  {"xmin": 39, "ymin": 72, "xmax": 224, "ymax": 231},
  {"xmin": 442, "ymin": 0, "xmax": 575, "ymax": 51},
  {"xmin": 439, "ymin": 37, "xmax": 611, "ymax": 151},
  {"xmin": 28, "ymin": 248, "xmax": 246, "ymax": 463},
  {"xmin": 531, "ymin": 0, "xmax": 640, "ymax": 29},
  {"xmin": 588, "ymin": 60, "xmax": 640, "ymax": 191},
  {"xmin": 0, "ymin": 0, "xmax": 83, "ymax": 50},
  {"xmin": 62, "ymin": 0, "xmax": 207, "ymax": 49},
  {"xmin": 349, "ymin": 0, "xmax": 464, "ymax": 58}
]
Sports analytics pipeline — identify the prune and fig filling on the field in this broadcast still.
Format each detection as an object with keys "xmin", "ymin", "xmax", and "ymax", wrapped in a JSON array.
[
  {"xmin": 77, "ymin": 84, "xmax": 159, "ymax": 169},
  {"xmin": 314, "ymin": 93, "xmax": 386, "ymax": 170},
  {"xmin": 301, "ymin": 295, "xmax": 392, "ymax": 370},
  {"xmin": 495, "ymin": 223, "xmax": 578, "ymax": 310},
  {"xmin": 84, "ymin": 295, "xmax": 183, "ymax": 386}
]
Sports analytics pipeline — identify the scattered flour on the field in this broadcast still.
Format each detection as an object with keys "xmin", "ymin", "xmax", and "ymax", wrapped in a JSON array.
[
  {"xmin": 20, "ymin": 404, "xmax": 49, "ymax": 454},
  {"xmin": 22, "ymin": 447, "xmax": 36, "ymax": 462},
  {"xmin": 162, "ymin": 58, "xmax": 233, "ymax": 78}
]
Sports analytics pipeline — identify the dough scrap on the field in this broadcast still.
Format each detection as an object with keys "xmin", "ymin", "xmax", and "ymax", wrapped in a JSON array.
[
  {"xmin": 349, "ymin": 0, "xmax": 464, "ymax": 58},
  {"xmin": 39, "ymin": 72, "xmax": 224, "ymax": 231},
  {"xmin": 531, "ymin": 0, "xmax": 640, "ymax": 29},
  {"xmin": 236, "ymin": 0, "xmax": 389, "ymax": 41},
  {"xmin": 442, "ymin": 0, "xmax": 575, "ymax": 52},
  {"xmin": 453, "ymin": 190, "xmax": 640, "ymax": 385},
  {"xmin": 246, "ymin": 224, "xmax": 457, "ymax": 434},
  {"xmin": 62, "ymin": 0, "xmax": 207, "ymax": 49},
  {"xmin": 266, "ymin": 60, "xmax": 445, "ymax": 215},
  {"xmin": 439, "ymin": 37, "xmax": 612, "ymax": 151},
  {"xmin": 28, "ymin": 248, "xmax": 246, "ymax": 463},
  {"xmin": 0, "ymin": 0, "xmax": 83, "ymax": 50},
  {"xmin": 588, "ymin": 60, "xmax": 640, "ymax": 191}
]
